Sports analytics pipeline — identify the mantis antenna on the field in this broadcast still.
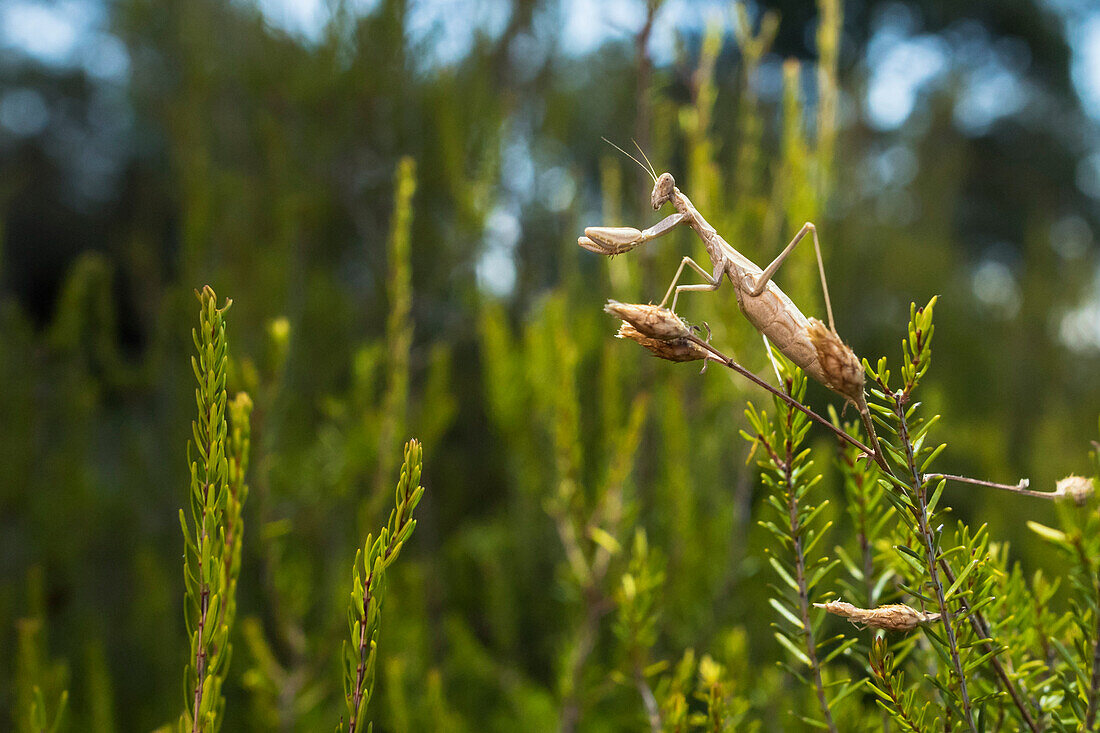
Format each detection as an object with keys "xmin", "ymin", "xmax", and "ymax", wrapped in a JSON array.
[
  {"xmin": 632, "ymin": 139, "xmax": 659, "ymax": 183},
  {"xmin": 601, "ymin": 137, "xmax": 657, "ymax": 185}
]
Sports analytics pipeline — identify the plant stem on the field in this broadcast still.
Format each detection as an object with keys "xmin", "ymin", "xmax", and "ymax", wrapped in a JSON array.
[
  {"xmin": 779, "ymin": 409, "xmax": 837, "ymax": 733},
  {"xmin": 349, "ymin": 468, "xmax": 417, "ymax": 733},
  {"xmin": 894, "ymin": 397, "xmax": 976, "ymax": 733},
  {"xmin": 926, "ymin": 473, "xmax": 1044, "ymax": 498},
  {"xmin": 689, "ymin": 336, "xmax": 874, "ymax": 457},
  {"xmin": 552, "ymin": 497, "xmax": 616, "ymax": 733},
  {"xmin": 858, "ymin": 405, "xmax": 895, "ymax": 477},
  {"xmin": 839, "ymin": 439, "xmax": 879, "ymax": 609},
  {"xmin": 938, "ymin": 560, "xmax": 1040, "ymax": 732},
  {"xmin": 1079, "ymin": 533, "xmax": 1100, "ymax": 731},
  {"xmin": 348, "ymin": 571, "xmax": 374, "ymax": 733},
  {"xmin": 559, "ymin": 588, "xmax": 610, "ymax": 733},
  {"xmin": 192, "ymin": 581, "xmax": 208, "ymax": 733},
  {"xmin": 869, "ymin": 647, "xmax": 924, "ymax": 733},
  {"xmin": 1088, "ymin": 593, "xmax": 1100, "ymax": 731}
]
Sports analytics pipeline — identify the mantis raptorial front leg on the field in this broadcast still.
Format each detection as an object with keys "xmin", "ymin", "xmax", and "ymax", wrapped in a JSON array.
[
  {"xmin": 658, "ymin": 257, "xmax": 724, "ymax": 312},
  {"xmin": 579, "ymin": 212, "xmax": 684, "ymax": 255},
  {"xmin": 752, "ymin": 222, "xmax": 836, "ymax": 333}
]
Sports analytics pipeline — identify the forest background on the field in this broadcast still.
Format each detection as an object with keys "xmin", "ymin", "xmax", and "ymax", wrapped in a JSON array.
[{"xmin": 3, "ymin": 0, "xmax": 1100, "ymax": 729}]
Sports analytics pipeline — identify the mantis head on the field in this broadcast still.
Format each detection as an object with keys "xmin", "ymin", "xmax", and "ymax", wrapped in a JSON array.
[{"xmin": 651, "ymin": 173, "xmax": 675, "ymax": 210}]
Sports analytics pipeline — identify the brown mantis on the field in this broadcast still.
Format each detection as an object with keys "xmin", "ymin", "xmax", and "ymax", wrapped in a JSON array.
[
  {"xmin": 581, "ymin": 144, "xmax": 1042, "ymax": 497},
  {"xmin": 580, "ymin": 143, "xmax": 874, "ymax": 455}
]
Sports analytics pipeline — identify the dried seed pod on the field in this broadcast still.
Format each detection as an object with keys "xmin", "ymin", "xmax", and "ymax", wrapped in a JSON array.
[
  {"xmin": 604, "ymin": 300, "xmax": 692, "ymax": 340},
  {"xmin": 615, "ymin": 323, "xmax": 708, "ymax": 362},
  {"xmin": 807, "ymin": 318, "xmax": 865, "ymax": 406},
  {"xmin": 1055, "ymin": 475, "xmax": 1095, "ymax": 506},
  {"xmin": 814, "ymin": 600, "xmax": 941, "ymax": 632}
]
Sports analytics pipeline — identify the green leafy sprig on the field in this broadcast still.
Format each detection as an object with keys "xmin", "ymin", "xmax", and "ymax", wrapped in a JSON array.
[
  {"xmin": 180, "ymin": 286, "xmax": 242, "ymax": 732},
  {"xmin": 743, "ymin": 356, "xmax": 858, "ymax": 732},
  {"xmin": 1027, "ymin": 427, "xmax": 1100, "ymax": 729},
  {"xmin": 865, "ymin": 298, "xmax": 1039, "ymax": 732},
  {"xmin": 340, "ymin": 439, "xmax": 425, "ymax": 733}
]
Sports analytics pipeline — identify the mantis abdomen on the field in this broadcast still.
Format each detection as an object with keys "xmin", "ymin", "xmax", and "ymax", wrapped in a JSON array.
[{"xmin": 730, "ymin": 265, "xmax": 865, "ymax": 409}]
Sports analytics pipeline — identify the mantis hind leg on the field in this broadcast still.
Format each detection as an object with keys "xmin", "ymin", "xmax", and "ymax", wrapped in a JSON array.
[
  {"xmin": 750, "ymin": 222, "xmax": 836, "ymax": 333},
  {"xmin": 658, "ymin": 257, "xmax": 724, "ymax": 312}
]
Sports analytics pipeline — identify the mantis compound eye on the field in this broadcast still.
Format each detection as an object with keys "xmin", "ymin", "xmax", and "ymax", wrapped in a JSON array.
[{"xmin": 651, "ymin": 172, "xmax": 675, "ymax": 209}]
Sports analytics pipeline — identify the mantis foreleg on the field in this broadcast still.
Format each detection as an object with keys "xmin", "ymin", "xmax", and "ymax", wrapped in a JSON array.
[{"xmin": 580, "ymin": 212, "xmax": 685, "ymax": 255}]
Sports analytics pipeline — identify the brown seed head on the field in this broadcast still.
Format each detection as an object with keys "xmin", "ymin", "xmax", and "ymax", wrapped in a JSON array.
[
  {"xmin": 1056, "ymin": 475, "xmax": 1095, "ymax": 506},
  {"xmin": 814, "ymin": 600, "xmax": 941, "ymax": 632},
  {"xmin": 807, "ymin": 319, "xmax": 865, "ymax": 406},
  {"xmin": 615, "ymin": 323, "xmax": 708, "ymax": 362},
  {"xmin": 604, "ymin": 300, "xmax": 692, "ymax": 340}
]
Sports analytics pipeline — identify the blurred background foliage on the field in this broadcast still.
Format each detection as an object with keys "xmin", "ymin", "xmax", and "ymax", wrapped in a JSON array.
[{"xmin": 2, "ymin": 0, "xmax": 1100, "ymax": 729}]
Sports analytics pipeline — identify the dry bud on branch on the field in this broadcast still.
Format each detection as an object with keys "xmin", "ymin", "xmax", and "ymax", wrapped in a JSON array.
[
  {"xmin": 604, "ymin": 300, "xmax": 692, "ymax": 340},
  {"xmin": 615, "ymin": 323, "xmax": 708, "ymax": 362},
  {"xmin": 1055, "ymin": 475, "xmax": 1095, "ymax": 506},
  {"xmin": 814, "ymin": 600, "xmax": 941, "ymax": 632}
]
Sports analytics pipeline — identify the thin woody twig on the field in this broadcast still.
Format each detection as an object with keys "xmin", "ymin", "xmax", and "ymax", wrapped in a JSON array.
[
  {"xmin": 926, "ymin": 473, "xmax": 1042, "ymax": 497},
  {"xmin": 777, "ymin": 404, "xmax": 838, "ymax": 733},
  {"xmin": 686, "ymin": 334, "xmax": 874, "ymax": 457},
  {"xmin": 938, "ymin": 559, "xmax": 1041, "ymax": 732},
  {"xmin": 686, "ymin": 332, "xmax": 1042, "ymax": 502},
  {"xmin": 700, "ymin": 332, "xmax": 1038, "ymax": 731},
  {"xmin": 894, "ymin": 401, "xmax": 977, "ymax": 733}
]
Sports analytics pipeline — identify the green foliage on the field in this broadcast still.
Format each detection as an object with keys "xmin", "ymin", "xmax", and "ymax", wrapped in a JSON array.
[
  {"xmin": 857, "ymin": 301, "xmax": 976, "ymax": 730},
  {"xmin": 611, "ymin": 529, "xmax": 667, "ymax": 729},
  {"xmin": 222, "ymin": 153, "xmax": 454, "ymax": 731},
  {"xmin": 867, "ymin": 637, "xmax": 931, "ymax": 731},
  {"xmin": 613, "ymin": 290, "xmax": 1097, "ymax": 731},
  {"xmin": 833, "ymin": 416, "xmax": 892, "ymax": 611},
  {"xmin": 223, "ymin": 392, "xmax": 252, "ymax": 640},
  {"xmin": 371, "ymin": 157, "xmax": 418, "ymax": 525},
  {"xmin": 479, "ymin": 292, "xmax": 654, "ymax": 729},
  {"xmin": 1026, "ymin": 437, "xmax": 1100, "ymax": 729},
  {"xmin": 654, "ymin": 643, "xmax": 757, "ymax": 732},
  {"xmin": 3, "ymin": 0, "xmax": 1100, "ymax": 730},
  {"xmin": 860, "ymin": 298, "xmax": 1036, "ymax": 731},
  {"xmin": 179, "ymin": 286, "xmax": 249, "ymax": 732},
  {"xmin": 743, "ymin": 358, "xmax": 857, "ymax": 731},
  {"xmin": 339, "ymin": 439, "xmax": 425, "ymax": 733},
  {"xmin": 15, "ymin": 569, "xmax": 70, "ymax": 733}
]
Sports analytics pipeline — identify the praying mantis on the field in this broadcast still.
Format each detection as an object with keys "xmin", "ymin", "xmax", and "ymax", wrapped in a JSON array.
[
  {"xmin": 582, "ymin": 145, "xmax": 1039, "ymax": 497},
  {"xmin": 579, "ymin": 144, "xmax": 870, "ymax": 431}
]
